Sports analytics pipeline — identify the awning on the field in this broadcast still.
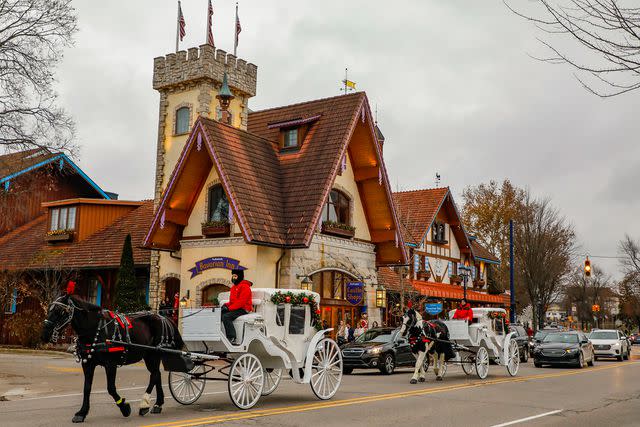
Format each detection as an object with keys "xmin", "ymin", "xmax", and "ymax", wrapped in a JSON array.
[{"xmin": 412, "ymin": 280, "xmax": 510, "ymax": 305}]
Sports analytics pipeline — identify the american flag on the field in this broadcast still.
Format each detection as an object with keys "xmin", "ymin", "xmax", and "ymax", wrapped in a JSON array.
[
  {"xmin": 178, "ymin": 2, "xmax": 186, "ymax": 41},
  {"xmin": 207, "ymin": 0, "xmax": 214, "ymax": 46},
  {"xmin": 234, "ymin": 2, "xmax": 241, "ymax": 54}
]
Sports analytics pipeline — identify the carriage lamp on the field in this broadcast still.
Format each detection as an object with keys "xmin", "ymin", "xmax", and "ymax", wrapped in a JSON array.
[
  {"xmin": 300, "ymin": 276, "xmax": 312, "ymax": 292},
  {"xmin": 375, "ymin": 285, "xmax": 387, "ymax": 308},
  {"xmin": 179, "ymin": 290, "xmax": 190, "ymax": 308}
]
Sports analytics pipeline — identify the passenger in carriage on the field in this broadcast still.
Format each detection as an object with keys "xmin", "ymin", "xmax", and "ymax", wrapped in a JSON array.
[
  {"xmin": 452, "ymin": 299, "xmax": 474, "ymax": 322},
  {"xmin": 221, "ymin": 269, "xmax": 253, "ymax": 345}
]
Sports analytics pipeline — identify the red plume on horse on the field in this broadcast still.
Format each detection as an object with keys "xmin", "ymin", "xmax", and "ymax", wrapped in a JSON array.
[{"xmin": 66, "ymin": 280, "xmax": 76, "ymax": 295}]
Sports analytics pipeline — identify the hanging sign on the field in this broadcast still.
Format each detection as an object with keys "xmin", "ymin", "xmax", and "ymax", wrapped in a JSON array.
[
  {"xmin": 425, "ymin": 303, "xmax": 443, "ymax": 315},
  {"xmin": 189, "ymin": 257, "xmax": 246, "ymax": 278},
  {"xmin": 345, "ymin": 282, "xmax": 364, "ymax": 305}
]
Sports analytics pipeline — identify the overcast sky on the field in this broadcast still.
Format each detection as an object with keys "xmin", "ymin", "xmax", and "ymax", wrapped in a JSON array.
[{"xmin": 56, "ymin": 0, "xmax": 638, "ymax": 278}]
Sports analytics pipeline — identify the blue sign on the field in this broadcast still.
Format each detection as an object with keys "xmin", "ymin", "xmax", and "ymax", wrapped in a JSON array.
[
  {"xmin": 345, "ymin": 282, "xmax": 364, "ymax": 305},
  {"xmin": 425, "ymin": 303, "xmax": 443, "ymax": 315},
  {"xmin": 189, "ymin": 257, "xmax": 246, "ymax": 278}
]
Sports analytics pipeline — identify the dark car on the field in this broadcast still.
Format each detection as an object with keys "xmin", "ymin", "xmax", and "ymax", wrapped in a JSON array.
[
  {"xmin": 531, "ymin": 331, "xmax": 595, "ymax": 368},
  {"xmin": 341, "ymin": 328, "xmax": 425, "ymax": 375},
  {"xmin": 509, "ymin": 325, "xmax": 531, "ymax": 362},
  {"xmin": 629, "ymin": 333, "xmax": 640, "ymax": 345}
]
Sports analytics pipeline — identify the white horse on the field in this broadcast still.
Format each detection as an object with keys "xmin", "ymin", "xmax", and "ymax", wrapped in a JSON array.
[{"xmin": 399, "ymin": 308, "xmax": 451, "ymax": 383}]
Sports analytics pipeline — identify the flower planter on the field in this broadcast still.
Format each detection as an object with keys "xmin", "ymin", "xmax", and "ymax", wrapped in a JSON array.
[
  {"xmin": 321, "ymin": 223, "xmax": 355, "ymax": 239},
  {"xmin": 202, "ymin": 223, "xmax": 231, "ymax": 237},
  {"xmin": 45, "ymin": 232, "xmax": 73, "ymax": 243},
  {"xmin": 417, "ymin": 271, "xmax": 431, "ymax": 281},
  {"xmin": 450, "ymin": 275, "xmax": 462, "ymax": 285}
]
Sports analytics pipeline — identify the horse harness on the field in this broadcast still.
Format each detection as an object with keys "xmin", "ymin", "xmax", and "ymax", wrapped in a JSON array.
[
  {"xmin": 75, "ymin": 311, "xmax": 134, "ymax": 365},
  {"xmin": 408, "ymin": 322, "xmax": 438, "ymax": 354}
]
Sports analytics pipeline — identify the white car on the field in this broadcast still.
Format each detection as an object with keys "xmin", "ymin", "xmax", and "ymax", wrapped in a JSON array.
[{"xmin": 589, "ymin": 329, "xmax": 631, "ymax": 361}]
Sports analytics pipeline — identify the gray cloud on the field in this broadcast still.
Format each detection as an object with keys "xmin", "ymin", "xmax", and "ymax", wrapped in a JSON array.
[{"xmin": 56, "ymin": 0, "xmax": 638, "ymax": 277}]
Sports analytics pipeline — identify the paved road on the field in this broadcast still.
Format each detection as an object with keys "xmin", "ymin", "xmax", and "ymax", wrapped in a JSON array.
[{"xmin": 1, "ymin": 347, "xmax": 639, "ymax": 426}]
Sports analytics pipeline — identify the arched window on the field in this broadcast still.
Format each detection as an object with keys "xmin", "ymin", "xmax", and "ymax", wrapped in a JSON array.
[
  {"xmin": 207, "ymin": 185, "xmax": 229, "ymax": 222},
  {"xmin": 175, "ymin": 106, "xmax": 190, "ymax": 135},
  {"xmin": 322, "ymin": 190, "xmax": 350, "ymax": 225}
]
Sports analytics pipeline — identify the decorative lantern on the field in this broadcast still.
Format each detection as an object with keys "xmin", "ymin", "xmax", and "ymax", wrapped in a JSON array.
[
  {"xmin": 300, "ymin": 276, "xmax": 312, "ymax": 292},
  {"xmin": 375, "ymin": 284, "xmax": 387, "ymax": 308}
]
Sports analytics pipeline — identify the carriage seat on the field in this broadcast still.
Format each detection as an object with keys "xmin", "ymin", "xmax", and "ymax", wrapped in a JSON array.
[{"xmin": 230, "ymin": 313, "xmax": 263, "ymax": 344}]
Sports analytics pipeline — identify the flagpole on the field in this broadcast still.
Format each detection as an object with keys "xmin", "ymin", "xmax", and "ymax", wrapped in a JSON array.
[
  {"xmin": 176, "ymin": 1, "xmax": 181, "ymax": 52},
  {"xmin": 233, "ymin": 2, "xmax": 238, "ymax": 56}
]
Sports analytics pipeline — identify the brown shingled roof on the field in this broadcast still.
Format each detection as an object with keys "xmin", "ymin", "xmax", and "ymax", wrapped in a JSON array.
[
  {"xmin": 470, "ymin": 240, "xmax": 500, "ymax": 264},
  {"xmin": 0, "ymin": 201, "xmax": 152, "ymax": 271},
  {"xmin": 146, "ymin": 92, "xmax": 407, "ymax": 265},
  {"xmin": 0, "ymin": 148, "xmax": 57, "ymax": 179},
  {"xmin": 393, "ymin": 187, "xmax": 449, "ymax": 244}
]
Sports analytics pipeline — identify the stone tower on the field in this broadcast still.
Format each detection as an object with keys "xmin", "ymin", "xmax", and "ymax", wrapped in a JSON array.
[{"xmin": 149, "ymin": 44, "xmax": 257, "ymax": 309}]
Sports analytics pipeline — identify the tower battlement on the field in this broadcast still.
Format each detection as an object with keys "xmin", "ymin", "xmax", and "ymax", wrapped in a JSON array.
[{"xmin": 153, "ymin": 44, "xmax": 257, "ymax": 96}]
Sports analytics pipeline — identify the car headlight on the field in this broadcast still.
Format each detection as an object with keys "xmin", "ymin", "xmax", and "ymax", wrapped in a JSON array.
[
  {"xmin": 565, "ymin": 348, "xmax": 579, "ymax": 354},
  {"xmin": 611, "ymin": 342, "xmax": 621, "ymax": 347},
  {"xmin": 367, "ymin": 346, "xmax": 383, "ymax": 355}
]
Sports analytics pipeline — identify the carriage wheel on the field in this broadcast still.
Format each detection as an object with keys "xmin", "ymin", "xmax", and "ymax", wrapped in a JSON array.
[
  {"xmin": 506, "ymin": 339, "xmax": 520, "ymax": 377},
  {"xmin": 228, "ymin": 353, "xmax": 264, "ymax": 410},
  {"xmin": 168, "ymin": 364, "xmax": 206, "ymax": 405},
  {"xmin": 475, "ymin": 346, "xmax": 490, "ymax": 379},
  {"xmin": 261, "ymin": 368, "xmax": 282, "ymax": 396},
  {"xmin": 310, "ymin": 338, "xmax": 342, "ymax": 400},
  {"xmin": 461, "ymin": 353, "xmax": 475, "ymax": 376}
]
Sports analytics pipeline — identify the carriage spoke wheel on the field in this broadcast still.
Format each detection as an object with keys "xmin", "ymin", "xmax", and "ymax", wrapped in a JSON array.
[
  {"xmin": 461, "ymin": 353, "xmax": 475, "ymax": 376},
  {"xmin": 228, "ymin": 353, "xmax": 264, "ymax": 410},
  {"xmin": 506, "ymin": 340, "xmax": 520, "ymax": 376},
  {"xmin": 475, "ymin": 346, "xmax": 489, "ymax": 379},
  {"xmin": 261, "ymin": 368, "xmax": 282, "ymax": 396},
  {"xmin": 169, "ymin": 364, "xmax": 206, "ymax": 405},
  {"xmin": 310, "ymin": 338, "xmax": 343, "ymax": 400}
]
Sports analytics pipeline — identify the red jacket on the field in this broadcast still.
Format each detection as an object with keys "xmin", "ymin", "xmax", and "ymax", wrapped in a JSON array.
[
  {"xmin": 453, "ymin": 303, "xmax": 473, "ymax": 322},
  {"xmin": 224, "ymin": 280, "xmax": 253, "ymax": 312}
]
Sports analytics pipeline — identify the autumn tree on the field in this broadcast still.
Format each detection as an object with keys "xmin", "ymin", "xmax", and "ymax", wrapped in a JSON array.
[
  {"xmin": 515, "ymin": 195, "xmax": 576, "ymax": 330},
  {"xmin": 506, "ymin": 0, "xmax": 640, "ymax": 97},
  {"xmin": 461, "ymin": 180, "xmax": 526, "ymax": 295},
  {"xmin": 0, "ymin": 270, "xmax": 26, "ymax": 313},
  {"xmin": 618, "ymin": 272, "xmax": 640, "ymax": 331},
  {"xmin": 0, "ymin": 0, "xmax": 77, "ymax": 152}
]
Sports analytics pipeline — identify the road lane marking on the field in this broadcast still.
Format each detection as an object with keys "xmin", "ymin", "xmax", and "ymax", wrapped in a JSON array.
[
  {"xmin": 45, "ymin": 365, "xmax": 82, "ymax": 373},
  {"xmin": 142, "ymin": 361, "xmax": 639, "ymax": 427},
  {"xmin": 490, "ymin": 409, "xmax": 563, "ymax": 426}
]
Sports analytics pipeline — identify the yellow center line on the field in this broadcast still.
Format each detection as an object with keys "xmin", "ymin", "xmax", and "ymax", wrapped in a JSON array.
[
  {"xmin": 45, "ymin": 365, "xmax": 82, "ymax": 373},
  {"xmin": 142, "ymin": 361, "xmax": 639, "ymax": 427}
]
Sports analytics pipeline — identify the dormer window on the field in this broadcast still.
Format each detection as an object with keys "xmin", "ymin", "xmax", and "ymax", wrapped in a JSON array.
[
  {"xmin": 283, "ymin": 128, "xmax": 299, "ymax": 148},
  {"xmin": 50, "ymin": 206, "xmax": 76, "ymax": 231},
  {"xmin": 432, "ymin": 222, "xmax": 447, "ymax": 244},
  {"xmin": 207, "ymin": 185, "xmax": 229, "ymax": 222}
]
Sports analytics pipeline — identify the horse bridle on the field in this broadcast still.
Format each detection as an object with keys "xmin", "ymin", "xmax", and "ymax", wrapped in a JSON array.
[{"xmin": 44, "ymin": 299, "xmax": 77, "ymax": 343}]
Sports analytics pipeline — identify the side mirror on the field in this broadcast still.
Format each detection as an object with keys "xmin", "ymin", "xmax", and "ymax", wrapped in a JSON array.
[{"xmin": 581, "ymin": 340, "xmax": 589, "ymax": 344}]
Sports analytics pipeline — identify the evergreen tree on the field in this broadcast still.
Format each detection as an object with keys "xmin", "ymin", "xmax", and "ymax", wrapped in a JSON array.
[{"xmin": 114, "ymin": 234, "xmax": 146, "ymax": 312}]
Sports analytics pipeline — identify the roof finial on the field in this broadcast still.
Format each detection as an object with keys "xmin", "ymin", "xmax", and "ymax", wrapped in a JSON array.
[
  {"xmin": 435, "ymin": 172, "xmax": 441, "ymax": 187},
  {"xmin": 216, "ymin": 72, "xmax": 235, "ymax": 125}
]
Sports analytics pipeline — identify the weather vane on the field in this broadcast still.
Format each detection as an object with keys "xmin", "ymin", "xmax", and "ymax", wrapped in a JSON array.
[{"xmin": 340, "ymin": 68, "xmax": 356, "ymax": 94}]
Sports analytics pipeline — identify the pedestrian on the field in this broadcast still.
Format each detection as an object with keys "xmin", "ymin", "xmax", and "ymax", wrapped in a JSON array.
[
  {"xmin": 361, "ymin": 312, "xmax": 369, "ymax": 330},
  {"xmin": 221, "ymin": 269, "xmax": 253, "ymax": 345},
  {"xmin": 347, "ymin": 323, "xmax": 355, "ymax": 342},
  {"xmin": 453, "ymin": 299, "xmax": 474, "ymax": 322},
  {"xmin": 526, "ymin": 324, "xmax": 533, "ymax": 337},
  {"xmin": 337, "ymin": 320, "xmax": 347, "ymax": 346}
]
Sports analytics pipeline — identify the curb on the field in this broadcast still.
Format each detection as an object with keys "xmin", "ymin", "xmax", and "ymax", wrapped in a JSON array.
[{"xmin": 0, "ymin": 346, "xmax": 72, "ymax": 357}]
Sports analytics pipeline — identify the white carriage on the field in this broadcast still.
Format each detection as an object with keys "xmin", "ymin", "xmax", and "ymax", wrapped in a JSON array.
[
  {"xmin": 440, "ymin": 308, "xmax": 520, "ymax": 379},
  {"xmin": 167, "ymin": 289, "xmax": 343, "ymax": 410}
]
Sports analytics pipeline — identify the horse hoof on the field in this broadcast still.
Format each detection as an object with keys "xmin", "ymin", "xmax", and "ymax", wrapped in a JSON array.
[
  {"xmin": 139, "ymin": 407, "xmax": 150, "ymax": 417},
  {"xmin": 419, "ymin": 377, "xmax": 426, "ymax": 383},
  {"xmin": 120, "ymin": 402, "xmax": 131, "ymax": 417},
  {"xmin": 72, "ymin": 415, "xmax": 85, "ymax": 423},
  {"xmin": 436, "ymin": 376, "xmax": 443, "ymax": 381},
  {"xmin": 150, "ymin": 405, "xmax": 162, "ymax": 414},
  {"xmin": 410, "ymin": 379, "xmax": 417, "ymax": 384}
]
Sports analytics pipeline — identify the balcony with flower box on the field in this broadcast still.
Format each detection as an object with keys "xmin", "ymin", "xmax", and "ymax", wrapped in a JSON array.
[
  {"xmin": 321, "ymin": 221, "xmax": 355, "ymax": 239},
  {"xmin": 45, "ymin": 229, "xmax": 74, "ymax": 243},
  {"xmin": 201, "ymin": 220, "xmax": 231, "ymax": 238}
]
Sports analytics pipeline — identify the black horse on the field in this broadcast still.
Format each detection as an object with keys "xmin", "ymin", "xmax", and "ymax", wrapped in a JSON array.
[{"xmin": 41, "ymin": 287, "xmax": 184, "ymax": 423}]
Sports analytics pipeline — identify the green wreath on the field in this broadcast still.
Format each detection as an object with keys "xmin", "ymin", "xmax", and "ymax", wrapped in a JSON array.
[{"xmin": 270, "ymin": 291, "xmax": 322, "ymax": 331}]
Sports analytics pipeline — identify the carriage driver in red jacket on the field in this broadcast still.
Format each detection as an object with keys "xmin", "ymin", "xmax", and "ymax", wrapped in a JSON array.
[{"xmin": 221, "ymin": 269, "xmax": 253, "ymax": 344}]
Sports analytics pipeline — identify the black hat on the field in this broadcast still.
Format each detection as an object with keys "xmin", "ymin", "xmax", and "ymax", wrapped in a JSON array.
[{"xmin": 231, "ymin": 269, "xmax": 244, "ymax": 283}]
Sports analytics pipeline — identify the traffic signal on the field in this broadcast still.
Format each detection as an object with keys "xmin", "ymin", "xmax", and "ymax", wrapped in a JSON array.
[{"xmin": 584, "ymin": 257, "xmax": 591, "ymax": 277}]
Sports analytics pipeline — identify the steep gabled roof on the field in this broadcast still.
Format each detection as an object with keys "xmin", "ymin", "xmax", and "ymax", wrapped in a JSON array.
[
  {"xmin": 145, "ymin": 92, "xmax": 407, "ymax": 265},
  {"xmin": 0, "ymin": 148, "xmax": 110, "ymax": 199},
  {"xmin": 470, "ymin": 240, "xmax": 500, "ymax": 264},
  {"xmin": 394, "ymin": 187, "xmax": 473, "ymax": 256},
  {"xmin": 394, "ymin": 187, "xmax": 449, "ymax": 245}
]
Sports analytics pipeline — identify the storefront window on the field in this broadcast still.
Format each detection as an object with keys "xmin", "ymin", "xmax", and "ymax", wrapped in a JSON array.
[{"xmin": 310, "ymin": 270, "xmax": 357, "ymax": 302}]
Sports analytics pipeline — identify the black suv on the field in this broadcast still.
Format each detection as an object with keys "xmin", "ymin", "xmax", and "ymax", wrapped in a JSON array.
[
  {"xmin": 509, "ymin": 324, "xmax": 531, "ymax": 362},
  {"xmin": 341, "ymin": 328, "xmax": 425, "ymax": 375}
]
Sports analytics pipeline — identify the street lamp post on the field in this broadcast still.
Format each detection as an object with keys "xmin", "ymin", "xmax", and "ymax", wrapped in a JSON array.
[{"xmin": 459, "ymin": 264, "xmax": 471, "ymax": 301}]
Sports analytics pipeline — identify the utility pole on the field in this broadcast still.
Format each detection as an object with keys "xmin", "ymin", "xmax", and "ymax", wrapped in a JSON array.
[{"xmin": 509, "ymin": 219, "xmax": 516, "ymax": 324}]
